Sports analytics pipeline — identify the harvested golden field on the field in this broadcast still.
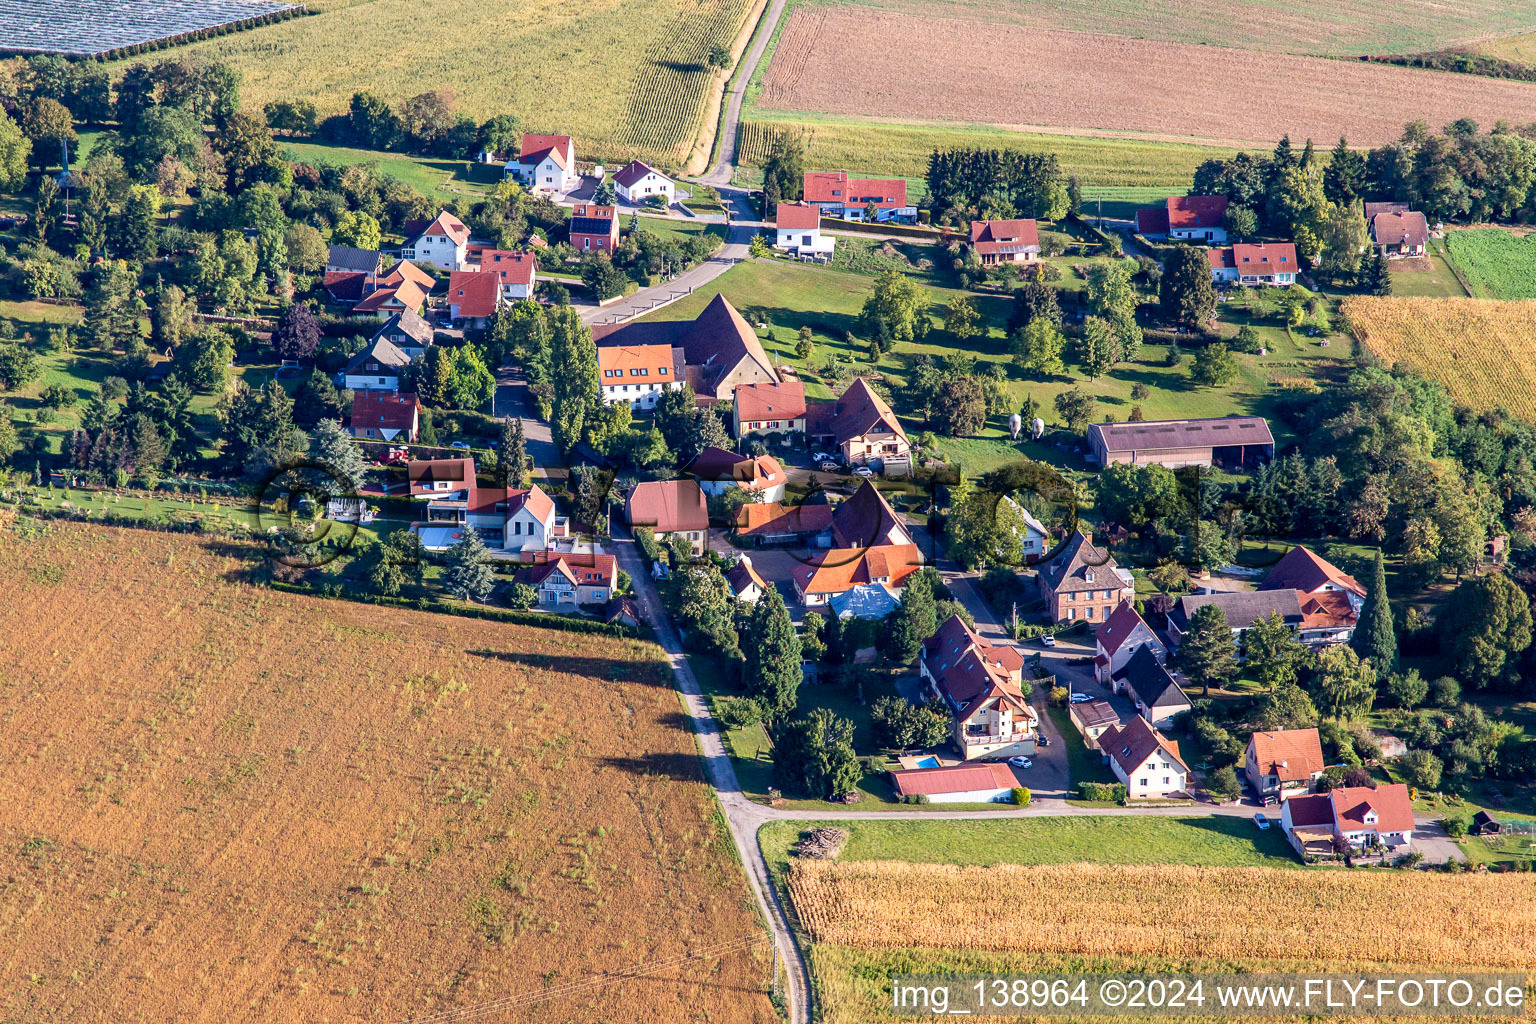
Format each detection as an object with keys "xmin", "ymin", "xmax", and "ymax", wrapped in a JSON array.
[
  {"xmin": 789, "ymin": 860, "xmax": 1536, "ymax": 967},
  {"xmin": 1342, "ymin": 296, "xmax": 1536, "ymax": 419},
  {"xmin": 111, "ymin": 0, "xmax": 762, "ymax": 167},
  {"xmin": 0, "ymin": 522, "xmax": 773, "ymax": 1023},
  {"xmin": 758, "ymin": 8, "xmax": 1536, "ymax": 147}
]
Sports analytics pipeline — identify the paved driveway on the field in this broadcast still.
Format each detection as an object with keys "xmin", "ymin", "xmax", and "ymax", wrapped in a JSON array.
[{"xmin": 1411, "ymin": 819, "xmax": 1468, "ymax": 865}]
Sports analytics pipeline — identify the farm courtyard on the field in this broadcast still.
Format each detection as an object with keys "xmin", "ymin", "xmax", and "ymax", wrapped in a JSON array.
[
  {"xmin": 0, "ymin": 523, "xmax": 774, "ymax": 1023},
  {"xmin": 757, "ymin": 8, "xmax": 1536, "ymax": 148}
]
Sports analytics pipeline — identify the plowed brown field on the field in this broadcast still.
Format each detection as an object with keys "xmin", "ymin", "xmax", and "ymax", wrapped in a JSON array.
[
  {"xmin": 760, "ymin": 8, "xmax": 1536, "ymax": 147},
  {"xmin": 0, "ymin": 522, "xmax": 773, "ymax": 1023}
]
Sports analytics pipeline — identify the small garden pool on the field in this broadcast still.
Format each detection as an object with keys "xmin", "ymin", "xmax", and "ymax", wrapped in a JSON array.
[{"xmin": 914, "ymin": 756, "xmax": 940, "ymax": 769}]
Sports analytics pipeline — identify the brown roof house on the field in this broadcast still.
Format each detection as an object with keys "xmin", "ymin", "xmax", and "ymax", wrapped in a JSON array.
[
  {"xmin": 507, "ymin": 133, "xmax": 577, "ymax": 193},
  {"xmin": 687, "ymin": 447, "xmax": 788, "ymax": 504},
  {"xmin": 446, "ymin": 269, "xmax": 505, "ymax": 327},
  {"xmin": 348, "ymin": 391, "xmax": 420, "ymax": 442},
  {"xmin": 593, "ymin": 294, "xmax": 778, "ymax": 403},
  {"xmin": 919, "ymin": 614, "xmax": 1036, "ymax": 760},
  {"xmin": 969, "ymin": 219, "xmax": 1040, "ymax": 265},
  {"xmin": 806, "ymin": 377, "xmax": 910, "ymax": 473},
  {"xmin": 401, "ymin": 210, "xmax": 471, "ymax": 271},
  {"xmin": 1036, "ymin": 530, "xmax": 1135, "ymax": 624},
  {"xmin": 1087, "ymin": 416, "xmax": 1274, "ymax": 470},
  {"xmin": 725, "ymin": 555, "xmax": 770, "ymax": 604},
  {"xmin": 1098, "ymin": 716, "xmax": 1189, "ymax": 798},
  {"xmin": 1245, "ymin": 727, "xmax": 1326, "ymax": 800},
  {"xmin": 1370, "ymin": 208, "xmax": 1429, "ymax": 258},
  {"xmin": 832, "ymin": 480, "xmax": 913, "ymax": 549},
  {"xmin": 614, "ymin": 159, "xmax": 674, "ymax": 205},
  {"xmin": 626, "ymin": 479, "xmax": 710, "ymax": 557},
  {"xmin": 1280, "ymin": 783, "xmax": 1415, "ymax": 858},
  {"xmin": 734, "ymin": 380, "xmax": 808, "ymax": 438},
  {"xmin": 1136, "ymin": 195, "xmax": 1229, "ymax": 242}
]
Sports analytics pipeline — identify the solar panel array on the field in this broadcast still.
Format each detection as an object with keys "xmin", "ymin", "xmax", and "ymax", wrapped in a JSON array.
[{"xmin": 0, "ymin": 0, "xmax": 302, "ymax": 57}]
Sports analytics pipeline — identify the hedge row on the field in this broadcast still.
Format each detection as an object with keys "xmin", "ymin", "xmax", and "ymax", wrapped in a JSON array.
[{"xmin": 1075, "ymin": 781, "xmax": 1128, "ymax": 803}]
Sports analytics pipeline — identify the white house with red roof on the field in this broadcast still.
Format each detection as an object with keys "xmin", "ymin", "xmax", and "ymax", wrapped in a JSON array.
[
  {"xmin": 802, "ymin": 170, "xmax": 915, "ymax": 223},
  {"xmin": 889, "ymin": 761, "xmax": 1019, "ymax": 803},
  {"xmin": 725, "ymin": 555, "xmax": 770, "ymax": 604},
  {"xmin": 626, "ymin": 479, "xmax": 710, "ymax": 556},
  {"xmin": 613, "ymin": 159, "xmax": 673, "ymax": 205},
  {"xmin": 508, "ymin": 133, "xmax": 577, "ymax": 193},
  {"xmin": 515, "ymin": 552, "xmax": 616, "ymax": 606},
  {"xmin": 1098, "ymin": 716, "xmax": 1188, "ymax": 798},
  {"xmin": 1258, "ymin": 546, "xmax": 1366, "ymax": 609},
  {"xmin": 969, "ymin": 219, "xmax": 1040, "ymax": 265},
  {"xmin": 446, "ymin": 270, "xmax": 504, "ymax": 327},
  {"xmin": 734, "ymin": 380, "xmax": 807, "ymax": 437},
  {"xmin": 1280, "ymin": 783, "xmax": 1415, "ymax": 857},
  {"xmin": 407, "ymin": 457, "xmax": 564, "ymax": 554},
  {"xmin": 806, "ymin": 376, "xmax": 911, "ymax": 471},
  {"xmin": 1208, "ymin": 242, "xmax": 1299, "ymax": 286},
  {"xmin": 598, "ymin": 343, "xmax": 683, "ymax": 409},
  {"xmin": 1136, "ymin": 195, "xmax": 1230, "ymax": 243},
  {"xmin": 471, "ymin": 249, "xmax": 538, "ymax": 300},
  {"xmin": 919, "ymin": 614, "xmax": 1037, "ymax": 760},
  {"xmin": 402, "ymin": 210, "xmax": 471, "ymax": 271},
  {"xmin": 774, "ymin": 202, "xmax": 833, "ymax": 256},
  {"xmin": 1093, "ymin": 600, "xmax": 1165, "ymax": 684},
  {"xmin": 687, "ymin": 447, "xmax": 787, "ymax": 503}
]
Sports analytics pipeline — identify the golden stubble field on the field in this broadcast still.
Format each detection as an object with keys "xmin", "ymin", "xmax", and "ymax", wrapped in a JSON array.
[
  {"xmin": 759, "ymin": 8, "xmax": 1536, "ymax": 147},
  {"xmin": 0, "ymin": 522, "xmax": 774, "ymax": 1023},
  {"xmin": 1342, "ymin": 296, "xmax": 1536, "ymax": 420},
  {"xmin": 790, "ymin": 859, "xmax": 1536, "ymax": 1023}
]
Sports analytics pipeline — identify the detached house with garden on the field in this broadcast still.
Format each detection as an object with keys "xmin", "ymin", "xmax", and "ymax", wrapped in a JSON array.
[
  {"xmin": 569, "ymin": 204, "xmax": 619, "ymax": 252},
  {"xmin": 614, "ymin": 160, "xmax": 674, "ymax": 205},
  {"xmin": 401, "ymin": 210, "xmax": 471, "ymax": 271},
  {"xmin": 773, "ymin": 202, "xmax": 833, "ymax": 258},
  {"xmin": 1365, "ymin": 202, "xmax": 1429, "ymax": 258},
  {"xmin": 968, "ymin": 218, "xmax": 1040, "ymax": 266},
  {"xmin": 406, "ymin": 457, "xmax": 569, "ymax": 556},
  {"xmin": 507, "ymin": 133, "xmax": 577, "ymax": 193},
  {"xmin": 1207, "ymin": 242, "xmax": 1299, "ymax": 286},
  {"xmin": 1098, "ymin": 716, "xmax": 1189, "ymax": 798},
  {"xmin": 802, "ymin": 170, "xmax": 916, "ymax": 223},
  {"xmin": 1136, "ymin": 195, "xmax": 1229, "ymax": 243},
  {"xmin": 806, "ymin": 377, "xmax": 911, "ymax": 473},
  {"xmin": 626, "ymin": 479, "xmax": 709, "ymax": 556},
  {"xmin": 1245, "ymin": 727, "xmax": 1326, "ymax": 801},
  {"xmin": 1280, "ymin": 783, "xmax": 1415, "ymax": 858},
  {"xmin": 920, "ymin": 615, "xmax": 1037, "ymax": 761}
]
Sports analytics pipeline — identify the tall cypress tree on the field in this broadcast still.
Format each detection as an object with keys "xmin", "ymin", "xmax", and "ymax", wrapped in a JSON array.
[
  {"xmin": 1351, "ymin": 549, "xmax": 1397, "ymax": 671},
  {"xmin": 743, "ymin": 588, "xmax": 802, "ymax": 722},
  {"xmin": 500, "ymin": 416, "xmax": 529, "ymax": 489}
]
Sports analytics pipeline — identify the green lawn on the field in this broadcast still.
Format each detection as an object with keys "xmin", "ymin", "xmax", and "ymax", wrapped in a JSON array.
[
  {"xmin": 1388, "ymin": 252, "xmax": 1469, "ymax": 298},
  {"xmin": 281, "ymin": 141, "xmax": 506, "ymax": 202},
  {"xmin": 634, "ymin": 215, "xmax": 729, "ymax": 248},
  {"xmin": 637, "ymin": 259, "xmax": 1341, "ymax": 457},
  {"xmin": 759, "ymin": 814, "xmax": 1299, "ymax": 875}
]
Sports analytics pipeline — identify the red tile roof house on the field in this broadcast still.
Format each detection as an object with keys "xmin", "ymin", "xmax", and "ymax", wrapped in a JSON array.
[
  {"xmin": 919, "ymin": 614, "xmax": 1037, "ymax": 760},
  {"xmin": 1098, "ymin": 716, "xmax": 1189, "ymax": 798},
  {"xmin": 507, "ymin": 133, "xmax": 577, "ymax": 193},
  {"xmin": 774, "ymin": 202, "xmax": 833, "ymax": 258},
  {"xmin": 1245, "ymin": 727, "xmax": 1326, "ymax": 801},
  {"xmin": 569, "ymin": 204, "xmax": 619, "ymax": 253},
  {"xmin": 792, "ymin": 543, "xmax": 923, "ymax": 610},
  {"xmin": 969, "ymin": 219, "xmax": 1040, "ymax": 266},
  {"xmin": 613, "ymin": 159, "xmax": 674, "ymax": 206},
  {"xmin": 515, "ymin": 552, "xmax": 617, "ymax": 608},
  {"xmin": 805, "ymin": 377, "xmax": 911, "ymax": 472},
  {"xmin": 1135, "ymin": 195, "xmax": 1230, "ymax": 243},
  {"xmin": 349, "ymin": 260, "xmax": 435, "ymax": 321},
  {"xmin": 1369, "ymin": 209, "xmax": 1429, "ymax": 258},
  {"xmin": 1260, "ymin": 544, "xmax": 1365, "ymax": 611},
  {"xmin": 888, "ymin": 761, "xmax": 1020, "ymax": 803},
  {"xmin": 735, "ymin": 501, "xmax": 835, "ymax": 547},
  {"xmin": 401, "ymin": 210, "xmax": 471, "ymax": 271},
  {"xmin": 1207, "ymin": 242, "xmax": 1299, "ymax": 286},
  {"xmin": 686, "ymin": 446, "xmax": 788, "ymax": 504},
  {"xmin": 348, "ymin": 391, "xmax": 421, "ymax": 442},
  {"xmin": 734, "ymin": 380, "xmax": 808, "ymax": 438},
  {"xmin": 598, "ymin": 343, "xmax": 685, "ymax": 410},
  {"xmin": 446, "ymin": 269, "xmax": 505, "ymax": 328},
  {"xmin": 1093, "ymin": 599, "xmax": 1166, "ymax": 684},
  {"xmin": 468, "ymin": 249, "xmax": 538, "ymax": 300},
  {"xmin": 593, "ymin": 294, "xmax": 778, "ymax": 403},
  {"xmin": 1280, "ymin": 783, "xmax": 1415, "ymax": 859},
  {"xmin": 802, "ymin": 170, "xmax": 916, "ymax": 223},
  {"xmin": 626, "ymin": 479, "xmax": 710, "ymax": 556}
]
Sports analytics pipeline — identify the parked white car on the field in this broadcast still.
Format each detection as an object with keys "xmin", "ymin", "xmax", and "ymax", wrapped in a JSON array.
[
  {"xmin": 1009, "ymin": 756, "xmax": 1033, "ymax": 769},
  {"xmin": 852, "ymin": 466, "xmax": 875, "ymax": 477},
  {"xmin": 1068, "ymin": 692, "xmax": 1093, "ymax": 704}
]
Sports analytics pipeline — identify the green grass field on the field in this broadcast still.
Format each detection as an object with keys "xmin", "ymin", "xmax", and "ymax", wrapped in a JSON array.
[
  {"xmin": 1388, "ymin": 253, "xmax": 1470, "ymax": 298},
  {"xmin": 281, "ymin": 141, "xmax": 505, "ymax": 202},
  {"xmin": 737, "ymin": 116, "xmax": 1237, "ymax": 190},
  {"xmin": 639, "ymin": 259, "xmax": 1342, "ymax": 471},
  {"xmin": 108, "ymin": 0, "xmax": 762, "ymax": 169},
  {"xmin": 1443, "ymin": 227, "xmax": 1536, "ymax": 300},
  {"xmin": 760, "ymin": 815, "xmax": 1299, "ymax": 876}
]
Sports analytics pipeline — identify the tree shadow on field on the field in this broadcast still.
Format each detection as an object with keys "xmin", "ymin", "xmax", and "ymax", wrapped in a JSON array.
[
  {"xmin": 466, "ymin": 649, "xmax": 671, "ymax": 687},
  {"xmin": 595, "ymin": 751, "xmax": 704, "ymax": 783}
]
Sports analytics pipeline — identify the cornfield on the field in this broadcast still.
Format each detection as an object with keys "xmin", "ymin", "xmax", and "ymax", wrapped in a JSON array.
[
  {"xmin": 789, "ymin": 860, "xmax": 1536, "ymax": 968},
  {"xmin": 1340, "ymin": 296, "xmax": 1536, "ymax": 420}
]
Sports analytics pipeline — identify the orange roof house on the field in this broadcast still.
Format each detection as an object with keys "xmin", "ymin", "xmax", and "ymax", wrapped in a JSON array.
[
  {"xmin": 792, "ymin": 543, "xmax": 922, "ymax": 607},
  {"xmin": 1259, "ymin": 546, "xmax": 1365, "ymax": 600},
  {"xmin": 969, "ymin": 219, "xmax": 1040, "ymax": 265},
  {"xmin": 1245, "ymin": 727, "xmax": 1326, "ymax": 798},
  {"xmin": 446, "ymin": 269, "xmax": 504, "ymax": 322},
  {"xmin": 803, "ymin": 170, "xmax": 912, "ymax": 221}
]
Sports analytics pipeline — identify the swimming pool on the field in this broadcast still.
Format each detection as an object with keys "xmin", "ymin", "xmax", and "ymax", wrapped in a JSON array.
[{"xmin": 914, "ymin": 756, "xmax": 940, "ymax": 769}]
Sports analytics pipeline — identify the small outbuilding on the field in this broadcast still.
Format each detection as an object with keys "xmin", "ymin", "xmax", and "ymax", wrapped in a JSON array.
[
  {"xmin": 888, "ymin": 762, "xmax": 1019, "ymax": 803},
  {"xmin": 1471, "ymin": 810, "xmax": 1502, "ymax": 837}
]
